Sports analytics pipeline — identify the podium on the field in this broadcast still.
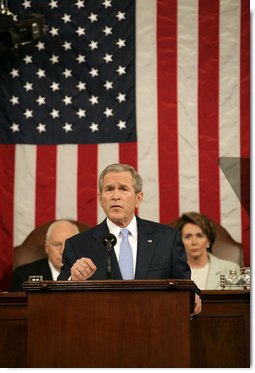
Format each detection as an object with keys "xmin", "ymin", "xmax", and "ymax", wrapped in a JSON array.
[{"xmin": 23, "ymin": 279, "xmax": 196, "ymax": 368}]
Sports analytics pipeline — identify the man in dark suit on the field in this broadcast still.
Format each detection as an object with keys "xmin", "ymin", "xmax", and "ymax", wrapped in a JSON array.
[
  {"xmin": 58, "ymin": 163, "xmax": 201, "ymax": 315},
  {"xmin": 10, "ymin": 220, "xmax": 79, "ymax": 291}
]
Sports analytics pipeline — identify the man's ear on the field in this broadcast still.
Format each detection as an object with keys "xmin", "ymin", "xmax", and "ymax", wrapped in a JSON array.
[
  {"xmin": 98, "ymin": 192, "xmax": 103, "ymax": 207},
  {"xmin": 135, "ymin": 192, "xmax": 143, "ymax": 208},
  {"xmin": 44, "ymin": 241, "xmax": 49, "ymax": 254}
]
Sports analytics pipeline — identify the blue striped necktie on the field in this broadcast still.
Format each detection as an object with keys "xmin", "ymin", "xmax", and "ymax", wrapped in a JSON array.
[{"xmin": 119, "ymin": 228, "xmax": 134, "ymax": 280}]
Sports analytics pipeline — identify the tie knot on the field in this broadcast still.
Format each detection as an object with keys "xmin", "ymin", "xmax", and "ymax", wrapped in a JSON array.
[{"xmin": 120, "ymin": 228, "xmax": 129, "ymax": 238}]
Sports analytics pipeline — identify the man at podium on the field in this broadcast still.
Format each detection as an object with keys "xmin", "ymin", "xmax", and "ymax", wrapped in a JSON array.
[{"xmin": 58, "ymin": 163, "xmax": 201, "ymax": 315}]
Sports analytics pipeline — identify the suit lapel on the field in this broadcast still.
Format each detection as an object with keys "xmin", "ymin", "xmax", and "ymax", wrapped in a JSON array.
[
  {"xmin": 91, "ymin": 220, "xmax": 122, "ymax": 279},
  {"xmin": 135, "ymin": 218, "xmax": 157, "ymax": 279}
]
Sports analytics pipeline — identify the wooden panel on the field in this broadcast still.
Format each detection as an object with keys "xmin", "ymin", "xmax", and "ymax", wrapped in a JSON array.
[
  {"xmin": 27, "ymin": 287, "xmax": 191, "ymax": 367},
  {"xmin": 191, "ymin": 290, "xmax": 250, "ymax": 368},
  {"xmin": 0, "ymin": 292, "xmax": 27, "ymax": 368}
]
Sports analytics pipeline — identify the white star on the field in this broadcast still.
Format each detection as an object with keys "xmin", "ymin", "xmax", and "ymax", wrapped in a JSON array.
[
  {"xmin": 36, "ymin": 96, "xmax": 46, "ymax": 105},
  {"xmin": 63, "ymin": 123, "xmax": 72, "ymax": 132},
  {"xmin": 116, "ymin": 93, "xmax": 126, "ymax": 103},
  {"xmin": 10, "ymin": 69, "xmax": 19, "ymax": 78},
  {"xmin": 36, "ymin": 41, "xmax": 45, "ymax": 50},
  {"xmin": 76, "ymin": 54, "xmax": 86, "ymax": 63},
  {"xmin": 102, "ymin": 0, "xmax": 112, "ymax": 8},
  {"xmin": 50, "ymin": 82, "xmax": 60, "ymax": 91},
  {"xmin": 103, "ymin": 53, "xmax": 112, "ymax": 63},
  {"xmin": 24, "ymin": 82, "xmax": 33, "ymax": 91},
  {"xmin": 76, "ymin": 109, "xmax": 86, "ymax": 118},
  {"xmin": 37, "ymin": 123, "xmax": 46, "ymax": 133},
  {"xmin": 22, "ymin": 0, "xmax": 31, "ymax": 9},
  {"xmin": 89, "ymin": 122, "xmax": 99, "ymax": 132},
  {"xmin": 50, "ymin": 109, "xmax": 59, "ymax": 119},
  {"xmin": 24, "ymin": 109, "xmax": 33, "ymax": 119},
  {"xmin": 49, "ymin": 27, "xmax": 59, "ymax": 36},
  {"xmin": 116, "ymin": 11, "xmax": 125, "ymax": 21},
  {"xmin": 89, "ymin": 68, "xmax": 98, "ymax": 77},
  {"xmin": 88, "ymin": 13, "xmax": 97, "ymax": 22},
  {"xmin": 104, "ymin": 81, "xmax": 113, "ymax": 90},
  {"xmin": 49, "ymin": 0, "xmax": 58, "ymax": 9},
  {"xmin": 116, "ymin": 66, "xmax": 126, "ymax": 75},
  {"xmin": 63, "ymin": 96, "xmax": 72, "ymax": 105},
  {"xmin": 10, "ymin": 96, "xmax": 19, "ymax": 105},
  {"xmin": 62, "ymin": 13, "xmax": 71, "ymax": 23},
  {"xmin": 89, "ymin": 40, "xmax": 98, "ymax": 50},
  {"xmin": 10, "ymin": 123, "xmax": 20, "ymax": 132},
  {"xmin": 23, "ymin": 55, "xmax": 32, "ymax": 64},
  {"xmin": 75, "ymin": 0, "xmax": 85, "ymax": 8},
  {"xmin": 50, "ymin": 54, "xmax": 59, "ymax": 64},
  {"xmin": 89, "ymin": 95, "xmax": 99, "ymax": 105},
  {"xmin": 62, "ymin": 68, "xmax": 72, "ymax": 78},
  {"xmin": 76, "ymin": 27, "xmax": 86, "ymax": 36},
  {"xmin": 117, "ymin": 120, "xmax": 127, "ymax": 130},
  {"xmin": 62, "ymin": 41, "xmax": 72, "ymax": 51},
  {"xmin": 77, "ymin": 81, "xmax": 86, "ymax": 91},
  {"xmin": 63, "ymin": 41, "xmax": 72, "ymax": 50},
  {"xmin": 102, "ymin": 26, "xmax": 112, "ymax": 36},
  {"xmin": 116, "ymin": 39, "xmax": 126, "ymax": 48},
  {"xmin": 36, "ymin": 69, "xmax": 46, "ymax": 78},
  {"xmin": 104, "ymin": 107, "xmax": 113, "ymax": 118}
]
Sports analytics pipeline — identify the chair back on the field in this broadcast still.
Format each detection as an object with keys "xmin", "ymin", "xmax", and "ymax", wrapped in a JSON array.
[{"xmin": 168, "ymin": 220, "xmax": 243, "ymax": 266}]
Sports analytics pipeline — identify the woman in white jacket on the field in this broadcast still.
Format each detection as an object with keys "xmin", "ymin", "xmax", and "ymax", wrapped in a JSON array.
[{"xmin": 173, "ymin": 212, "xmax": 240, "ymax": 290}]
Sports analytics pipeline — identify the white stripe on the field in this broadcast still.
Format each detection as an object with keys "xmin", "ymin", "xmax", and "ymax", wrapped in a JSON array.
[
  {"xmin": 97, "ymin": 143, "xmax": 119, "ymax": 223},
  {"xmin": 219, "ymin": 0, "xmax": 241, "ymax": 241},
  {"xmin": 177, "ymin": 0, "xmax": 199, "ymax": 214},
  {"xmin": 56, "ymin": 144, "xmax": 78, "ymax": 220},
  {"xmin": 136, "ymin": 0, "xmax": 159, "ymax": 222},
  {"xmin": 14, "ymin": 145, "xmax": 36, "ymax": 246}
]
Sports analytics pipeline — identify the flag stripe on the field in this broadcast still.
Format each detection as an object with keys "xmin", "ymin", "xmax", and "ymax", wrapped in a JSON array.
[
  {"xmin": 177, "ymin": 0, "xmax": 200, "ymax": 213},
  {"xmin": 219, "ymin": 0, "xmax": 241, "ymax": 240},
  {"xmin": 77, "ymin": 144, "xmax": 98, "ymax": 226},
  {"xmin": 136, "ymin": 0, "xmax": 159, "ymax": 222},
  {"xmin": 56, "ymin": 145, "xmax": 78, "ymax": 220},
  {"xmin": 0, "ymin": 145, "xmax": 15, "ymax": 288},
  {"xmin": 157, "ymin": 0, "xmax": 179, "ymax": 223},
  {"xmin": 36, "ymin": 145, "xmax": 57, "ymax": 226},
  {"xmin": 14, "ymin": 145, "xmax": 36, "ymax": 246},
  {"xmin": 198, "ymin": 0, "xmax": 220, "ymax": 221}
]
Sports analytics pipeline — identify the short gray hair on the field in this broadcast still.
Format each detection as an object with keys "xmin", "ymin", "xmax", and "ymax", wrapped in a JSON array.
[
  {"xmin": 45, "ymin": 220, "xmax": 79, "ymax": 241},
  {"xmin": 98, "ymin": 163, "xmax": 143, "ymax": 194}
]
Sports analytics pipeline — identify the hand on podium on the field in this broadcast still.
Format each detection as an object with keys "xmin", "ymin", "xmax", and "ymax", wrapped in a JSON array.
[{"xmin": 190, "ymin": 293, "xmax": 202, "ymax": 319}]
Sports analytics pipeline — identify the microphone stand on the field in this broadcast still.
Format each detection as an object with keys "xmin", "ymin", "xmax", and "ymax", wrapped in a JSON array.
[{"xmin": 106, "ymin": 242, "xmax": 112, "ymax": 279}]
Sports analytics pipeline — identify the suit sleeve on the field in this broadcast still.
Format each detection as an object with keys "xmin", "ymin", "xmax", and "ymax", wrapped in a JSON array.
[
  {"xmin": 170, "ymin": 228, "xmax": 191, "ymax": 280},
  {"xmin": 58, "ymin": 238, "xmax": 78, "ymax": 280}
]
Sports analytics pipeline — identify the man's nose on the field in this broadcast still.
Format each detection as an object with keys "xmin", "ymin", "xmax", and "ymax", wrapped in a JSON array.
[{"xmin": 112, "ymin": 190, "xmax": 121, "ymax": 199}]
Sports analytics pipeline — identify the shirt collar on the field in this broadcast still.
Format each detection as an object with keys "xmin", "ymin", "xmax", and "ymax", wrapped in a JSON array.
[
  {"xmin": 106, "ymin": 216, "xmax": 138, "ymax": 239},
  {"xmin": 48, "ymin": 259, "xmax": 60, "ymax": 281}
]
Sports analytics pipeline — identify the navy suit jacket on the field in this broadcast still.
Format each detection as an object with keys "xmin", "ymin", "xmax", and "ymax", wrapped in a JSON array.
[
  {"xmin": 58, "ymin": 217, "xmax": 191, "ymax": 281},
  {"xmin": 10, "ymin": 257, "xmax": 52, "ymax": 291}
]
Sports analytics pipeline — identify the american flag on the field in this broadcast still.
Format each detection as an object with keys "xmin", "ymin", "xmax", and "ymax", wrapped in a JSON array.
[{"xmin": 0, "ymin": 0, "xmax": 250, "ymax": 290}]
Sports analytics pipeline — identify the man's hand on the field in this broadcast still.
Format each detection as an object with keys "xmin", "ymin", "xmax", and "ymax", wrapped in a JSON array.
[
  {"xmin": 71, "ymin": 257, "xmax": 97, "ymax": 280},
  {"xmin": 190, "ymin": 293, "xmax": 202, "ymax": 319}
]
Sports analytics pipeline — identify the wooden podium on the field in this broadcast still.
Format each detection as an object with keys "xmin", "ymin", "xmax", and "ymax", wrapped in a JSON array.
[{"xmin": 23, "ymin": 279, "xmax": 196, "ymax": 368}]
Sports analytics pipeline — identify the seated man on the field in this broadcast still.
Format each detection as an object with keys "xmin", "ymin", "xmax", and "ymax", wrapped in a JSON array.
[{"xmin": 10, "ymin": 220, "xmax": 79, "ymax": 291}]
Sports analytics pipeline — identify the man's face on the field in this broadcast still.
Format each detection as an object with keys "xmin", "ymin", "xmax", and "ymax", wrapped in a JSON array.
[
  {"xmin": 98, "ymin": 171, "xmax": 143, "ymax": 227},
  {"xmin": 45, "ymin": 222, "xmax": 78, "ymax": 271}
]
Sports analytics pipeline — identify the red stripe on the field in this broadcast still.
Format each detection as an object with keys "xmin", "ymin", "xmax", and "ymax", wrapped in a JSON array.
[
  {"xmin": 77, "ymin": 144, "xmax": 98, "ymax": 226},
  {"xmin": 157, "ymin": 0, "xmax": 179, "ymax": 223},
  {"xmin": 240, "ymin": 0, "xmax": 250, "ymax": 266},
  {"xmin": 119, "ymin": 142, "xmax": 137, "ymax": 169},
  {"xmin": 35, "ymin": 146, "xmax": 57, "ymax": 227},
  {"xmin": 198, "ymin": 0, "xmax": 220, "ymax": 222},
  {"xmin": 0, "ymin": 145, "xmax": 15, "ymax": 290}
]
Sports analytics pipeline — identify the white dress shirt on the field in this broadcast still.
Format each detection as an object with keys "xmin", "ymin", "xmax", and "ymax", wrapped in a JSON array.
[{"xmin": 106, "ymin": 216, "xmax": 138, "ymax": 274}]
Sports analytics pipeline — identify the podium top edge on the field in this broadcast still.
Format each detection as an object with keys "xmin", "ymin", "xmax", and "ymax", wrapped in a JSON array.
[{"xmin": 22, "ymin": 279, "xmax": 197, "ymax": 293}]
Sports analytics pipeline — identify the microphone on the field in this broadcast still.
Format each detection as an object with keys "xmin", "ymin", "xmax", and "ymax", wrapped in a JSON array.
[{"xmin": 103, "ymin": 233, "xmax": 117, "ymax": 279}]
